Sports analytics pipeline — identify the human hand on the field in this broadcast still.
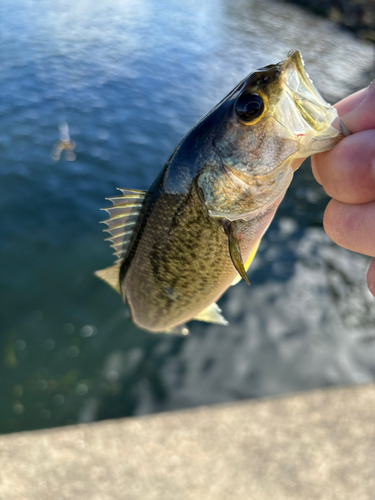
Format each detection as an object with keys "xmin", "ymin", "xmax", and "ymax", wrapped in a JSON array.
[{"xmin": 311, "ymin": 81, "xmax": 375, "ymax": 297}]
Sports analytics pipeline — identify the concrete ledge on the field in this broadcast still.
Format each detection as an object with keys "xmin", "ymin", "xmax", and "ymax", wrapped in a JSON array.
[{"xmin": 1, "ymin": 385, "xmax": 374, "ymax": 500}]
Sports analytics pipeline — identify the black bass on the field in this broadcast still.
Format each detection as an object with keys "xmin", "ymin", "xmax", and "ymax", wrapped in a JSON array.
[{"xmin": 96, "ymin": 49, "xmax": 342, "ymax": 334}]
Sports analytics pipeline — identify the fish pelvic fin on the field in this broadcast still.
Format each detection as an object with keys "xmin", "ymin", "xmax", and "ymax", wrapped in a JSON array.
[
  {"xmin": 224, "ymin": 222, "xmax": 250, "ymax": 286},
  {"xmin": 164, "ymin": 324, "xmax": 190, "ymax": 336},
  {"xmin": 101, "ymin": 188, "xmax": 146, "ymax": 264},
  {"xmin": 231, "ymin": 238, "xmax": 260, "ymax": 286},
  {"xmin": 94, "ymin": 265, "xmax": 121, "ymax": 294},
  {"xmin": 193, "ymin": 302, "xmax": 228, "ymax": 326}
]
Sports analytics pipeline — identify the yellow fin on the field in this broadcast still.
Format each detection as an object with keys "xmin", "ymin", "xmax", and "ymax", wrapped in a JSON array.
[
  {"xmin": 94, "ymin": 265, "xmax": 121, "ymax": 294},
  {"xmin": 193, "ymin": 302, "xmax": 228, "ymax": 326},
  {"xmin": 231, "ymin": 238, "xmax": 261, "ymax": 286}
]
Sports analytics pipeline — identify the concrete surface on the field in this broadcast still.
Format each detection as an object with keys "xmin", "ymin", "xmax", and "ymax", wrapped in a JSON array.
[{"xmin": 0, "ymin": 385, "xmax": 374, "ymax": 500}]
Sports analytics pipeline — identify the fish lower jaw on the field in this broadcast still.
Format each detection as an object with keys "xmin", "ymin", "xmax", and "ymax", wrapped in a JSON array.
[{"xmin": 294, "ymin": 126, "xmax": 342, "ymax": 157}]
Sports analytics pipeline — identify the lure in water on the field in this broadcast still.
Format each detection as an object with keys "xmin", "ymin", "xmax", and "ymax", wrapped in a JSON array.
[{"xmin": 96, "ymin": 49, "xmax": 342, "ymax": 334}]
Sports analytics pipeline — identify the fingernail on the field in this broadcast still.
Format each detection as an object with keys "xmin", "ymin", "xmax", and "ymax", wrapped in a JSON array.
[
  {"xmin": 339, "ymin": 120, "xmax": 351, "ymax": 137},
  {"xmin": 357, "ymin": 80, "xmax": 375, "ymax": 108}
]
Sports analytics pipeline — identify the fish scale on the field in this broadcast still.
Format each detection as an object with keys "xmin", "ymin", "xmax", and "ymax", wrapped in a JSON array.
[{"xmin": 124, "ymin": 188, "xmax": 236, "ymax": 330}]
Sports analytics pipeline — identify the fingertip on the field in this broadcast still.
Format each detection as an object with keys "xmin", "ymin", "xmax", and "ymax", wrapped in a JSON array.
[
  {"xmin": 323, "ymin": 200, "xmax": 375, "ymax": 257},
  {"xmin": 322, "ymin": 199, "xmax": 355, "ymax": 248},
  {"xmin": 313, "ymin": 130, "xmax": 375, "ymax": 205},
  {"xmin": 322, "ymin": 199, "xmax": 337, "ymax": 243},
  {"xmin": 311, "ymin": 153, "xmax": 323, "ymax": 185}
]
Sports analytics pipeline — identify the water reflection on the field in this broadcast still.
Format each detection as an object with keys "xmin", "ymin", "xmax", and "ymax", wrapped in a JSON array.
[{"xmin": 0, "ymin": 0, "xmax": 374, "ymax": 434}]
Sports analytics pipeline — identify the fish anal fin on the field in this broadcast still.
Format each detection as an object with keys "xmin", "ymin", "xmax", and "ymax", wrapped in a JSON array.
[
  {"xmin": 95, "ymin": 265, "xmax": 121, "ymax": 294},
  {"xmin": 101, "ymin": 188, "xmax": 146, "ymax": 263},
  {"xmin": 224, "ymin": 222, "xmax": 250, "ymax": 286},
  {"xmin": 231, "ymin": 238, "xmax": 260, "ymax": 286},
  {"xmin": 193, "ymin": 302, "xmax": 228, "ymax": 326}
]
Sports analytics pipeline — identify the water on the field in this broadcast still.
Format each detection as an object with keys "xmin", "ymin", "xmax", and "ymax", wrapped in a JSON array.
[{"xmin": 0, "ymin": 0, "xmax": 374, "ymax": 434}]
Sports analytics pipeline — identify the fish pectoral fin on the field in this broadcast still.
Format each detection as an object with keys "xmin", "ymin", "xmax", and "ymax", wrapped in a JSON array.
[
  {"xmin": 94, "ymin": 265, "xmax": 121, "ymax": 294},
  {"xmin": 164, "ymin": 324, "xmax": 189, "ymax": 336},
  {"xmin": 231, "ymin": 238, "xmax": 260, "ymax": 286},
  {"xmin": 101, "ymin": 188, "xmax": 146, "ymax": 264},
  {"xmin": 193, "ymin": 302, "xmax": 228, "ymax": 326},
  {"xmin": 225, "ymin": 223, "xmax": 250, "ymax": 286}
]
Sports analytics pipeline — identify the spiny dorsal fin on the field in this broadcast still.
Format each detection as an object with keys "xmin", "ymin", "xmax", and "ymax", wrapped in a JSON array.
[
  {"xmin": 193, "ymin": 302, "xmax": 228, "ymax": 325},
  {"xmin": 95, "ymin": 265, "xmax": 121, "ymax": 293},
  {"xmin": 224, "ymin": 222, "xmax": 250, "ymax": 286},
  {"xmin": 231, "ymin": 238, "xmax": 260, "ymax": 286},
  {"xmin": 101, "ymin": 188, "xmax": 146, "ymax": 264}
]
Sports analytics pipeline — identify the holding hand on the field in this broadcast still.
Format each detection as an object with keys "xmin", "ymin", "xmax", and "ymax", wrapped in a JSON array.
[{"xmin": 311, "ymin": 81, "xmax": 375, "ymax": 297}]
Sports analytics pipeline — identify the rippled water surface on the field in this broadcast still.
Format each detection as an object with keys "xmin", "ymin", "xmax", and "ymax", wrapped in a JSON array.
[{"xmin": 1, "ymin": 0, "xmax": 374, "ymax": 433}]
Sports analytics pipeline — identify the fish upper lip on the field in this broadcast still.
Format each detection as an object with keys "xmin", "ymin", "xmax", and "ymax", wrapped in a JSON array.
[
  {"xmin": 280, "ymin": 49, "xmax": 337, "ymax": 132},
  {"xmin": 282, "ymin": 49, "xmax": 320, "ymax": 100},
  {"xmin": 287, "ymin": 49, "xmax": 313, "ymax": 88}
]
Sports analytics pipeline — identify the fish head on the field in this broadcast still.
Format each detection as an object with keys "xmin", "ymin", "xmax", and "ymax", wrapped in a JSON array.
[{"xmin": 203, "ymin": 49, "xmax": 341, "ymax": 219}]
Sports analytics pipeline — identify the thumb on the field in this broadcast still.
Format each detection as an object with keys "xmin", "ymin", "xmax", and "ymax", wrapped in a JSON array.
[{"xmin": 340, "ymin": 80, "xmax": 375, "ymax": 133}]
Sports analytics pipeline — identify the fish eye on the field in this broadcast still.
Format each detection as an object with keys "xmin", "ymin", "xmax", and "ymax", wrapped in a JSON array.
[{"xmin": 235, "ymin": 92, "xmax": 264, "ymax": 123}]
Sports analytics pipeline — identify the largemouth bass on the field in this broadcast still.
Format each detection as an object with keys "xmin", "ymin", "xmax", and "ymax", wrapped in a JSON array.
[{"xmin": 96, "ymin": 49, "xmax": 342, "ymax": 334}]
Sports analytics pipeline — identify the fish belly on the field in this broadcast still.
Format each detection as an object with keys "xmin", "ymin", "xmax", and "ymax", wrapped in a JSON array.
[{"xmin": 123, "ymin": 198, "xmax": 233, "ymax": 331}]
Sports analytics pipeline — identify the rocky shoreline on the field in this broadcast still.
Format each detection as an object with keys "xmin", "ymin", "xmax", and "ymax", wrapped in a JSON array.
[{"xmin": 283, "ymin": 0, "xmax": 375, "ymax": 41}]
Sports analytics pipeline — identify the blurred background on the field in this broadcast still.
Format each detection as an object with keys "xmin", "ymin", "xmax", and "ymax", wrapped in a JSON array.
[{"xmin": 1, "ymin": 0, "xmax": 374, "ymax": 435}]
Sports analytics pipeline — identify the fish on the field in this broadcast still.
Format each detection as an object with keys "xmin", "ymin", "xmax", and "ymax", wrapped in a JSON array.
[{"xmin": 96, "ymin": 49, "xmax": 343, "ymax": 334}]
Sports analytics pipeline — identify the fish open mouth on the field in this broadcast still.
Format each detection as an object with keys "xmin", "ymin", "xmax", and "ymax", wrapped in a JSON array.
[
  {"xmin": 280, "ymin": 49, "xmax": 338, "ymax": 133},
  {"xmin": 270, "ymin": 48, "xmax": 341, "ymax": 156}
]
